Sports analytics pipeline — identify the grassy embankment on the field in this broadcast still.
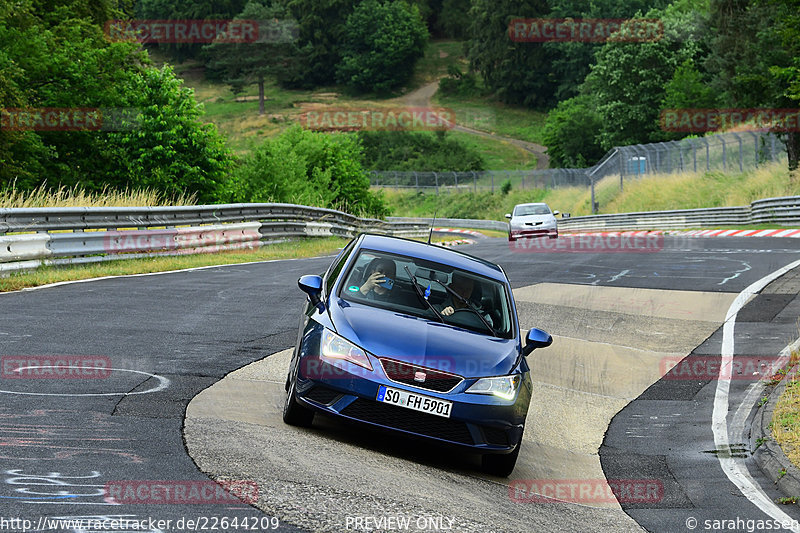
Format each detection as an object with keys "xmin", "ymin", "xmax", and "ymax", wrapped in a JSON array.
[
  {"xmin": 382, "ymin": 161, "xmax": 798, "ymax": 224},
  {"xmin": 169, "ymin": 41, "xmax": 545, "ymax": 169}
]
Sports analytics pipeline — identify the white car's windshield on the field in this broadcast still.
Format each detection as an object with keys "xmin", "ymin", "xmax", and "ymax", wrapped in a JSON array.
[{"xmin": 514, "ymin": 205, "xmax": 551, "ymax": 216}]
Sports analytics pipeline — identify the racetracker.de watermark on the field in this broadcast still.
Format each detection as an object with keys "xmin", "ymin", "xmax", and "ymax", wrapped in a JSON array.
[
  {"xmin": 509, "ymin": 18, "xmax": 663, "ymax": 42},
  {"xmin": 660, "ymin": 108, "xmax": 800, "ymax": 132},
  {"xmin": 2, "ymin": 356, "xmax": 112, "ymax": 379},
  {"xmin": 660, "ymin": 355, "xmax": 793, "ymax": 381},
  {"xmin": 103, "ymin": 480, "xmax": 259, "ymax": 505},
  {"xmin": 509, "ymin": 478, "xmax": 664, "ymax": 504},
  {"xmin": 104, "ymin": 19, "xmax": 298, "ymax": 44},
  {"xmin": 509, "ymin": 233, "xmax": 665, "ymax": 253},
  {"xmin": 297, "ymin": 107, "xmax": 455, "ymax": 132},
  {"xmin": 0, "ymin": 108, "xmax": 141, "ymax": 131}
]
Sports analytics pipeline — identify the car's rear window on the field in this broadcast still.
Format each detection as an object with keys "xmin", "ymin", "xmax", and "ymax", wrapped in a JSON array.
[{"xmin": 339, "ymin": 249, "xmax": 513, "ymax": 339}]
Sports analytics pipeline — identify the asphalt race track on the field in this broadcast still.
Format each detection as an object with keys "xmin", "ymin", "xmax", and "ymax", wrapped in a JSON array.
[{"xmin": 2, "ymin": 236, "xmax": 800, "ymax": 533}]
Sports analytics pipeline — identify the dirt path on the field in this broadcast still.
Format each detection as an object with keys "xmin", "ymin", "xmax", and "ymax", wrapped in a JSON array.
[{"xmin": 395, "ymin": 80, "xmax": 550, "ymax": 170}]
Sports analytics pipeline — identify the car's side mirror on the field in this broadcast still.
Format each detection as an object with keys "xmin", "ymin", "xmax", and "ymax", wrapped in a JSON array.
[
  {"xmin": 523, "ymin": 328, "xmax": 552, "ymax": 357},
  {"xmin": 298, "ymin": 275, "xmax": 324, "ymax": 310},
  {"xmin": 553, "ymin": 210, "xmax": 560, "ymax": 216},
  {"xmin": 561, "ymin": 213, "xmax": 571, "ymax": 218},
  {"xmin": 504, "ymin": 213, "xmax": 512, "ymax": 219}
]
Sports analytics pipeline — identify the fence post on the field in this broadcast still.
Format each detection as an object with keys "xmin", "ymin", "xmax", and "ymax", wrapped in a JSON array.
[
  {"xmin": 395, "ymin": 171, "xmax": 399, "ymax": 190},
  {"xmin": 734, "ymin": 133, "xmax": 743, "ymax": 172},
  {"xmin": 434, "ymin": 172, "xmax": 439, "ymax": 195},
  {"xmin": 692, "ymin": 139, "xmax": 697, "ymax": 172},
  {"xmin": 491, "ymin": 172, "xmax": 494, "ymax": 193},
  {"xmin": 472, "ymin": 171, "xmax": 476, "ymax": 192},
  {"xmin": 453, "ymin": 171, "xmax": 458, "ymax": 192},
  {"xmin": 678, "ymin": 141, "xmax": 684, "ymax": 172},
  {"xmin": 414, "ymin": 171, "xmax": 419, "ymax": 191},
  {"xmin": 721, "ymin": 137, "xmax": 727, "ymax": 170},
  {"xmin": 704, "ymin": 137, "xmax": 710, "ymax": 171}
]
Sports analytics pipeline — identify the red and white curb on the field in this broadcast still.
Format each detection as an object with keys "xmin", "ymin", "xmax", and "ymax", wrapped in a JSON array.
[
  {"xmin": 432, "ymin": 228, "xmax": 484, "ymax": 238},
  {"xmin": 559, "ymin": 229, "xmax": 800, "ymax": 238}
]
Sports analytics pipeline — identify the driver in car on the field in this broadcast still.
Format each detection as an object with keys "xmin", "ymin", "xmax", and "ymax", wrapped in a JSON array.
[
  {"xmin": 439, "ymin": 272, "xmax": 494, "ymax": 326},
  {"xmin": 358, "ymin": 257, "xmax": 396, "ymax": 301}
]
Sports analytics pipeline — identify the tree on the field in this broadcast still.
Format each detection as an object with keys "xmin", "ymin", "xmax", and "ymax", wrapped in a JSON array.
[
  {"xmin": 705, "ymin": 0, "xmax": 799, "ymax": 169},
  {"xmin": 203, "ymin": 0, "xmax": 298, "ymax": 115},
  {"xmin": 583, "ymin": 2, "xmax": 706, "ymax": 149},
  {"xmin": 136, "ymin": 0, "xmax": 249, "ymax": 62},
  {"xmin": 465, "ymin": 0, "xmax": 556, "ymax": 108},
  {"xmin": 336, "ymin": 0, "xmax": 428, "ymax": 94},
  {"xmin": 541, "ymin": 94, "xmax": 605, "ymax": 167},
  {"xmin": 283, "ymin": 0, "xmax": 356, "ymax": 88}
]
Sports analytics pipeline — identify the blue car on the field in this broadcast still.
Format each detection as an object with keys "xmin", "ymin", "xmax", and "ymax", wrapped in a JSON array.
[{"xmin": 283, "ymin": 234, "xmax": 552, "ymax": 476}]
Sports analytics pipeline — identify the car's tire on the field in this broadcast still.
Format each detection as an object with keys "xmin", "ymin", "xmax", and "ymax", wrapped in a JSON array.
[
  {"xmin": 283, "ymin": 378, "xmax": 315, "ymax": 427},
  {"xmin": 508, "ymin": 234, "xmax": 515, "ymax": 242},
  {"xmin": 481, "ymin": 439, "xmax": 522, "ymax": 477},
  {"xmin": 548, "ymin": 233, "xmax": 558, "ymax": 239}
]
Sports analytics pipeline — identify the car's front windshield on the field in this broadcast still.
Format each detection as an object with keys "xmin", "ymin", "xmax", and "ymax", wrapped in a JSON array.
[
  {"xmin": 514, "ymin": 205, "xmax": 551, "ymax": 216},
  {"xmin": 339, "ymin": 249, "xmax": 513, "ymax": 339}
]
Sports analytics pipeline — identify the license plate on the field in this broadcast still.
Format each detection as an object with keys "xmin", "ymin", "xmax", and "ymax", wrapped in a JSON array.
[{"xmin": 376, "ymin": 385, "xmax": 452, "ymax": 418}]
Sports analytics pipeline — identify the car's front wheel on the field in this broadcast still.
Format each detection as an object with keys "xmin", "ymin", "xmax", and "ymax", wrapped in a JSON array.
[
  {"xmin": 283, "ymin": 378, "xmax": 315, "ymax": 427},
  {"xmin": 481, "ymin": 438, "xmax": 522, "ymax": 477}
]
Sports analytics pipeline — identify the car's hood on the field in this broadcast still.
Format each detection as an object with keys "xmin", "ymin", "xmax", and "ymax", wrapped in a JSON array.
[{"xmin": 329, "ymin": 298, "xmax": 519, "ymax": 377}]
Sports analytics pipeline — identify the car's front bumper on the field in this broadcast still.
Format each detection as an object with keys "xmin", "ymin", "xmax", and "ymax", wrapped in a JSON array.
[{"xmin": 294, "ymin": 357, "xmax": 529, "ymax": 454}]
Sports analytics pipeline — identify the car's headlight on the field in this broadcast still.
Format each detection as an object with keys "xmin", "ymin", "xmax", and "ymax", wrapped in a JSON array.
[
  {"xmin": 465, "ymin": 375, "xmax": 521, "ymax": 400},
  {"xmin": 320, "ymin": 329, "xmax": 373, "ymax": 371}
]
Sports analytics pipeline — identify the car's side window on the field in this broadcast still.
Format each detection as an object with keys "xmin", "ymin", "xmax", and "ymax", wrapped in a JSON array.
[{"xmin": 324, "ymin": 240, "xmax": 355, "ymax": 295}]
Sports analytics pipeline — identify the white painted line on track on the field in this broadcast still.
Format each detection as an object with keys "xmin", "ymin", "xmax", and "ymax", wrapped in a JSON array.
[{"xmin": 713, "ymin": 257, "xmax": 800, "ymax": 531}]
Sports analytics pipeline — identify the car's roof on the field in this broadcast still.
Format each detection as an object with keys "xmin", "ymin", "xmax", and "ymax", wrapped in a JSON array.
[{"xmin": 357, "ymin": 234, "xmax": 507, "ymax": 282}]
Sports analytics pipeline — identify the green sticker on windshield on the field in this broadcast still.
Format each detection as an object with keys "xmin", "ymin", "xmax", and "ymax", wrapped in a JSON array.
[{"xmin": 347, "ymin": 285, "xmax": 360, "ymax": 292}]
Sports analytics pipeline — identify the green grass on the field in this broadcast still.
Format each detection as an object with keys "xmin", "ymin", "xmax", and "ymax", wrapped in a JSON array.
[
  {"xmin": 382, "ymin": 161, "xmax": 797, "ymax": 220},
  {"xmin": 0, "ymin": 237, "xmax": 348, "ymax": 292},
  {"xmin": 408, "ymin": 40, "xmax": 467, "ymax": 89},
  {"xmin": 447, "ymin": 131, "xmax": 538, "ymax": 170},
  {"xmin": 434, "ymin": 93, "xmax": 548, "ymax": 144},
  {"xmin": 160, "ymin": 42, "xmax": 549, "ymax": 168}
]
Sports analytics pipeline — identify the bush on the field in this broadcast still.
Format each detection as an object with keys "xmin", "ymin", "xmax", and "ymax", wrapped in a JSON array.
[
  {"xmin": 541, "ymin": 94, "xmax": 606, "ymax": 168},
  {"xmin": 438, "ymin": 65, "xmax": 480, "ymax": 97},
  {"xmin": 222, "ymin": 125, "xmax": 388, "ymax": 217},
  {"xmin": 357, "ymin": 130, "xmax": 484, "ymax": 171}
]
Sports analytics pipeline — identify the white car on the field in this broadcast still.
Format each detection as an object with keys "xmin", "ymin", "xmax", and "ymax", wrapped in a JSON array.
[{"xmin": 505, "ymin": 203, "xmax": 559, "ymax": 241}]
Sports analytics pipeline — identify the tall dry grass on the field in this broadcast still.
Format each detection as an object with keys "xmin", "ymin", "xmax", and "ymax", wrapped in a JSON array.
[{"xmin": 0, "ymin": 182, "xmax": 197, "ymax": 208}]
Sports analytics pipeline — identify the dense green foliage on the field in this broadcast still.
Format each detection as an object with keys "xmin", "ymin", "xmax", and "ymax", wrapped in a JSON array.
[
  {"xmin": 541, "ymin": 94, "xmax": 605, "ymax": 167},
  {"xmin": 357, "ymin": 131, "xmax": 485, "ymax": 171},
  {"xmin": 223, "ymin": 126, "xmax": 388, "ymax": 216},
  {"xmin": 203, "ymin": 0, "xmax": 298, "ymax": 114},
  {"xmin": 336, "ymin": 0, "xmax": 428, "ymax": 93},
  {"xmin": 0, "ymin": 0, "xmax": 232, "ymax": 201}
]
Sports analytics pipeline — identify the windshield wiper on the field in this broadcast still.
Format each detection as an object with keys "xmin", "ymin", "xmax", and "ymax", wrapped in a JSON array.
[
  {"xmin": 426, "ymin": 277, "xmax": 498, "ymax": 337},
  {"xmin": 404, "ymin": 266, "xmax": 445, "ymax": 323}
]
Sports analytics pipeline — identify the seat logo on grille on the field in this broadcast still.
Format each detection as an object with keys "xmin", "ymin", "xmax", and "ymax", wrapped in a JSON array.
[{"xmin": 414, "ymin": 371, "xmax": 427, "ymax": 383}]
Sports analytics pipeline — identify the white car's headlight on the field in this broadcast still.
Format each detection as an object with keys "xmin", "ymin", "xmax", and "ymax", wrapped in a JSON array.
[
  {"xmin": 466, "ymin": 375, "xmax": 521, "ymax": 400},
  {"xmin": 320, "ymin": 329, "xmax": 373, "ymax": 371}
]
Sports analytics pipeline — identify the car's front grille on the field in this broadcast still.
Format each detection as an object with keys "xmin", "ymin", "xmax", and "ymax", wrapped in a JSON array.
[
  {"xmin": 482, "ymin": 426, "xmax": 510, "ymax": 446},
  {"xmin": 379, "ymin": 358, "xmax": 463, "ymax": 393},
  {"xmin": 341, "ymin": 399, "xmax": 474, "ymax": 445},
  {"xmin": 304, "ymin": 385, "xmax": 342, "ymax": 406}
]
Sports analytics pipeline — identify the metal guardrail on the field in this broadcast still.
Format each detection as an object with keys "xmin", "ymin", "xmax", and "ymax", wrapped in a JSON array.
[
  {"xmin": 388, "ymin": 196, "xmax": 800, "ymax": 233},
  {"xmin": 0, "ymin": 203, "xmax": 429, "ymax": 274}
]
